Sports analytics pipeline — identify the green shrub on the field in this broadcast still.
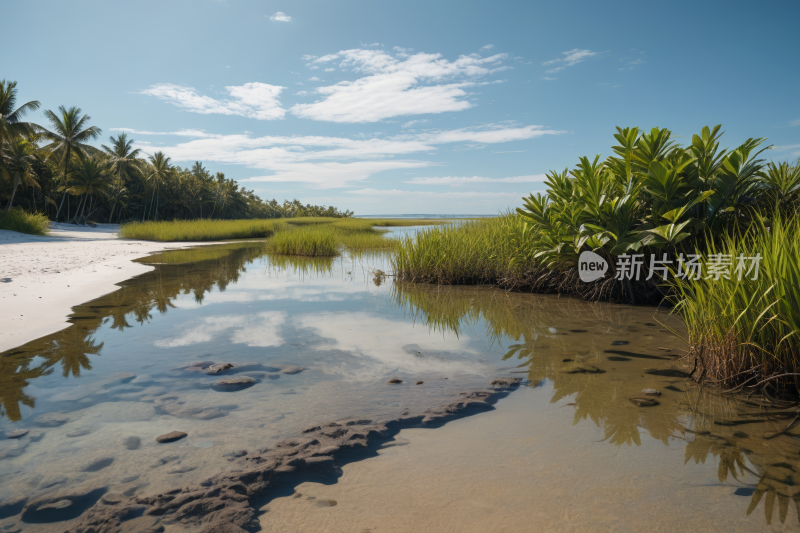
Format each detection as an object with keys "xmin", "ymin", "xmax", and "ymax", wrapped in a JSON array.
[{"xmin": 0, "ymin": 208, "xmax": 50, "ymax": 236}]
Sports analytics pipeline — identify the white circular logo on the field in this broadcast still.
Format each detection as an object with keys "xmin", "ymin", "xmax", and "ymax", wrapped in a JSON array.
[{"xmin": 578, "ymin": 251, "xmax": 608, "ymax": 282}]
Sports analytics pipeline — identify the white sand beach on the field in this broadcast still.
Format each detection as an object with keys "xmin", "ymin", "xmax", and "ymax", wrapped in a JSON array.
[{"xmin": 0, "ymin": 224, "xmax": 203, "ymax": 352}]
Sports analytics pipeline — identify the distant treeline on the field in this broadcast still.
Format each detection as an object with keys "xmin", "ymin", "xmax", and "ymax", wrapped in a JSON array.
[{"xmin": 0, "ymin": 80, "xmax": 353, "ymax": 223}]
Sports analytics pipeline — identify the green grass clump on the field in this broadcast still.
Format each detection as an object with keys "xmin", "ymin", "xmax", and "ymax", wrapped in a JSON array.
[
  {"xmin": 0, "ymin": 208, "xmax": 50, "ymax": 236},
  {"xmin": 119, "ymin": 219, "xmax": 286, "ymax": 242},
  {"xmin": 669, "ymin": 216, "xmax": 800, "ymax": 391},
  {"xmin": 391, "ymin": 213, "xmax": 529, "ymax": 284},
  {"xmin": 266, "ymin": 225, "xmax": 339, "ymax": 256}
]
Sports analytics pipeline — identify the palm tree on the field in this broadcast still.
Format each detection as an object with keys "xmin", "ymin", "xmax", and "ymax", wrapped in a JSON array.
[
  {"xmin": 105, "ymin": 178, "xmax": 129, "ymax": 223},
  {"xmin": 145, "ymin": 151, "xmax": 172, "ymax": 221},
  {"xmin": 1, "ymin": 138, "xmax": 40, "ymax": 210},
  {"xmin": 71, "ymin": 156, "xmax": 111, "ymax": 221},
  {"xmin": 42, "ymin": 106, "xmax": 101, "ymax": 220},
  {"xmin": 102, "ymin": 132, "xmax": 143, "ymax": 185},
  {"xmin": 0, "ymin": 80, "xmax": 41, "ymax": 147}
]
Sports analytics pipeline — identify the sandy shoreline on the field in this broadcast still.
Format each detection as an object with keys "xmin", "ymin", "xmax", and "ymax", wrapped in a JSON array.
[{"xmin": 0, "ymin": 223, "xmax": 213, "ymax": 352}]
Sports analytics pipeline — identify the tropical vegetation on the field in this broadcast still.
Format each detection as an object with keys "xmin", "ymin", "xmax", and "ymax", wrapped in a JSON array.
[{"xmin": 0, "ymin": 80, "xmax": 354, "ymax": 232}]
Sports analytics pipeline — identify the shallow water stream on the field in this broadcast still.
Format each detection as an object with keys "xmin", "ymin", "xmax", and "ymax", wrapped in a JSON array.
[{"xmin": 1, "ymin": 240, "xmax": 799, "ymax": 531}]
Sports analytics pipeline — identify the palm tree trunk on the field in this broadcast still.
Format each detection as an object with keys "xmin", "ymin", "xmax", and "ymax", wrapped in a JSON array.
[
  {"xmin": 79, "ymin": 194, "xmax": 89, "ymax": 220},
  {"xmin": 55, "ymin": 146, "xmax": 71, "ymax": 220},
  {"xmin": 109, "ymin": 197, "xmax": 118, "ymax": 223},
  {"xmin": 5, "ymin": 172, "xmax": 21, "ymax": 210}
]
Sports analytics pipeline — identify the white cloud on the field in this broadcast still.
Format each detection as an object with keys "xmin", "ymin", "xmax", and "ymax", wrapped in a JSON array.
[
  {"xmin": 129, "ymin": 124, "xmax": 563, "ymax": 188},
  {"xmin": 401, "ymin": 119, "xmax": 430, "ymax": 128},
  {"xmin": 324, "ymin": 68, "xmax": 335, "ymax": 72},
  {"xmin": 393, "ymin": 46, "xmax": 413, "ymax": 53},
  {"xmin": 290, "ymin": 48, "xmax": 510, "ymax": 123},
  {"xmin": 541, "ymin": 76, "xmax": 557, "ymax": 81},
  {"xmin": 155, "ymin": 312, "xmax": 286, "ymax": 348},
  {"xmin": 480, "ymin": 44, "xmax": 494, "ymax": 51},
  {"xmin": 140, "ymin": 82, "xmax": 286, "ymax": 120},
  {"xmin": 295, "ymin": 91, "xmax": 309, "ymax": 96},
  {"xmin": 406, "ymin": 175, "xmax": 547, "ymax": 186},
  {"xmin": 543, "ymin": 49, "xmax": 598, "ymax": 73},
  {"xmin": 789, "ymin": 119, "xmax": 800, "ymax": 127},
  {"xmin": 268, "ymin": 11, "xmax": 292, "ymax": 22},
  {"xmin": 359, "ymin": 42, "xmax": 384, "ymax": 48},
  {"xmin": 109, "ymin": 127, "xmax": 212, "ymax": 137},
  {"xmin": 772, "ymin": 144, "xmax": 800, "ymax": 157},
  {"xmin": 301, "ymin": 54, "xmax": 317, "ymax": 61}
]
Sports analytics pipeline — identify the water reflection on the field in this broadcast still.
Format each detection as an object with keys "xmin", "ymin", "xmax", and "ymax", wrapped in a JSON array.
[
  {"xmin": 392, "ymin": 282, "xmax": 800, "ymax": 526},
  {"xmin": 0, "ymin": 243, "xmax": 271, "ymax": 421},
  {"xmin": 0, "ymin": 244, "xmax": 798, "ymax": 528}
]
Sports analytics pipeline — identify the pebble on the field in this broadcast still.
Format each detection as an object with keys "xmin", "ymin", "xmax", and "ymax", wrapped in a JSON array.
[
  {"xmin": 416, "ymin": 381, "xmax": 424, "ymax": 385},
  {"xmin": 6, "ymin": 429, "xmax": 29, "ymax": 439},
  {"xmin": 212, "ymin": 376, "xmax": 256, "ymax": 392},
  {"xmin": 281, "ymin": 366, "xmax": 304, "ymax": 375},
  {"xmin": 611, "ymin": 340, "xmax": 629, "ymax": 346},
  {"xmin": 387, "ymin": 378, "xmax": 403, "ymax": 384},
  {"xmin": 156, "ymin": 431, "xmax": 188, "ymax": 443},
  {"xmin": 642, "ymin": 388, "xmax": 661, "ymax": 396}
]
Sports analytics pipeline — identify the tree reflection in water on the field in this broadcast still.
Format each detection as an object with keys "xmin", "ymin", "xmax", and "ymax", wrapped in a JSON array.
[
  {"xmin": 393, "ymin": 281, "xmax": 800, "ymax": 526},
  {"xmin": 0, "ymin": 242, "xmax": 275, "ymax": 422}
]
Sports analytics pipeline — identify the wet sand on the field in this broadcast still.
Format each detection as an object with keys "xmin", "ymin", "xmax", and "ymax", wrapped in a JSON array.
[
  {"xmin": 0, "ymin": 224, "xmax": 216, "ymax": 351},
  {"xmin": 260, "ymin": 385, "xmax": 796, "ymax": 533}
]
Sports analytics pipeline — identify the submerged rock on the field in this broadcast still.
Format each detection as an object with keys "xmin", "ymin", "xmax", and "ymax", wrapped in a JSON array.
[
  {"xmin": 387, "ymin": 378, "xmax": 403, "ymax": 384},
  {"xmin": 161, "ymin": 401, "xmax": 233, "ymax": 419},
  {"xmin": 416, "ymin": 381, "xmax": 424, "ymax": 385},
  {"xmin": 280, "ymin": 366, "xmax": 304, "ymax": 375},
  {"xmin": 80, "ymin": 456, "xmax": 115, "ymax": 472},
  {"xmin": 205, "ymin": 363, "xmax": 234, "ymax": 375},
  {"xmin": 66, "ymin": 426, "xmax": 92, "ymax": 438},
  {"xmin": 6, "ymin": 429, "xmax": 29, "ymax": 439},
  {"xmin": 629, "ymin": 397, "xmax": 660, "ymax": 407},
  {"xmin": 564, "ymin": 365, "xmax": 606, "ymax": 374},
  {"xmin": 34, "ymin": 411, "xmax": 71, "ymax": 427},
  {"xmin": 156, "ymin": 431, "xmax": 187, "ymax": 443},
  {"xmin": 212, "ymin": 376, "xmax": 256, "ymax": 392},
  {"xmin": 642, "ymin": 388, "xmax": 661, "ymax": 396},
  {"xmin": 21, "ymin": 487, "xmax": 107, "ymax": 523},
  {"xmin": 121, "ymin": 436, "xmax": 141, "ymax": 450},
  {"xmin": 489, "ymin": 378, "xmax": 522, "ymax": 388}
]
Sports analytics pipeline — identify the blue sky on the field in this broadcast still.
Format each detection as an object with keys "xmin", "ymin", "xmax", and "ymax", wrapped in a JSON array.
[{"xmin": 6, "ymin": 0, "xmax": 800, "ymax": 215}]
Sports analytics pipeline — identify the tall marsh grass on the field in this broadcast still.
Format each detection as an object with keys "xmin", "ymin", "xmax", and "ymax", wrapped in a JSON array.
[
  {"xmin": 266, "ymin": 225, "xmax": 339, "ymax": 256},
  {"xmin": 266, "ymin": 219, "xmax": 397, "ymax": 256},
  {"xmin": 669, "ymin": 216, "xmax": 800, "ymax": 391},
  {"xmin": 0, "ymin": 208, "xmax": 50, "ymax": 236},
  {"xmin": 391, "ymin": 214, "xmax": 529, "ymax": 284},
  {"xmin": 119, "ymin": 219, "xmax": 287, "ymax": 241}
]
